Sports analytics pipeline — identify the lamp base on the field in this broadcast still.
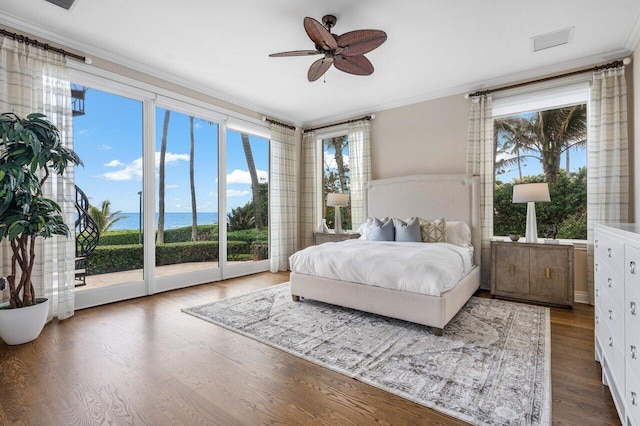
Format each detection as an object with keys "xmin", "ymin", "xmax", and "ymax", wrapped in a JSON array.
[
  {"xmin": 334, "ymin": 207, "xmax": 343, "ymax": 234},
  {"xmin": 525, "ymin": 201, "xmax": 538, "ymax": 243}
]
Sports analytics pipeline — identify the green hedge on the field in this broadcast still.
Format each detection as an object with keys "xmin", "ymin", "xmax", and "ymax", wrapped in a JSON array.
[
  {"xmin": 98, "ymin": 224, "xmax": 231, "ymax": 246},
  {"xmin": 88, "ymin": 240, "xmax": 248, "ymax": 275}
]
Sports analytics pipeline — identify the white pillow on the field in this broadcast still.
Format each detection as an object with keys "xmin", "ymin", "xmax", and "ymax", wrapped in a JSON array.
[
  {"xmin": 358, "ymin": 217, "xmax": 389, "ymax": 240},
  {"xmin": 447, "ymin": 221, "xmax": 472, "ymax": 246}
]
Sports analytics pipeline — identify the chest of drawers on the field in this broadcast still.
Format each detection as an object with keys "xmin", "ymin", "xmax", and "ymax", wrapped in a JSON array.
[{"xmin": 595, "ymin": 223, "xmax": 640, "ymax": 426}]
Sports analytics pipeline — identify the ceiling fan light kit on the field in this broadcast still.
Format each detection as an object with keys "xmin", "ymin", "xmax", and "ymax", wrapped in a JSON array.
[{"xmin": 270, "ymin": 15, "xmax": 387, "ymax": 82}]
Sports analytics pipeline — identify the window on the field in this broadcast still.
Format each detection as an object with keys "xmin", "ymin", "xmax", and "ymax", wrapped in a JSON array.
[
  {"xmin": 322, "ymin": 135, "xmax": 352, "ymax": 231},
  {"xmin": 493, "ymin": 103, "xmax": 587, "ymax": 240}
]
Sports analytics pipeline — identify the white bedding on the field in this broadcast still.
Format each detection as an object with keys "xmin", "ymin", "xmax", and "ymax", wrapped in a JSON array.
[{"xmin": 289, "ymin": 239, "xmax": 475, "ymax": 297}]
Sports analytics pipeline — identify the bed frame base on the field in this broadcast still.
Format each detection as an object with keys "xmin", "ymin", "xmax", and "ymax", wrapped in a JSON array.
[{"xmin": 290, "ymin": 267, "xmax": 480, "ymax": 334}]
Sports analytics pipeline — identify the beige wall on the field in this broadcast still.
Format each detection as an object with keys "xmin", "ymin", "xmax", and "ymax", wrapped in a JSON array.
[{"xmin": 370, "ymin": 94, "xmax": 470, "ymax": 180}]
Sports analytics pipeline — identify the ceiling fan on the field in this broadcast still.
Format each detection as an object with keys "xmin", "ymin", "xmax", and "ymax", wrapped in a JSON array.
[{"xmin": 269, "ymin": 15, "xmax": 387, "ymax": 82}]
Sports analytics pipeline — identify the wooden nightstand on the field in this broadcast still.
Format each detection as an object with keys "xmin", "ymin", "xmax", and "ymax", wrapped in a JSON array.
[
  {"xmin": 313, "ymin": 232, "xmax": 360, "ymax": 245},
  {"xmin": 491, "ymin": 240, "xmax": 574, "ymax": 307}
]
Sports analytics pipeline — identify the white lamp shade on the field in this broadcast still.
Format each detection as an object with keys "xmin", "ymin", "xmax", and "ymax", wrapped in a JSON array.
[
  {"xmin": 512, "ymin": 183, "xmax": 551, "ymax": 203},
  {"xmin": 326, "ymin": 193, "xmax": 348, "ymax": 207}
]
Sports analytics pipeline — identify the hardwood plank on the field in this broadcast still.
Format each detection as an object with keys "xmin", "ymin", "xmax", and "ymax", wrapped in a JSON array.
[{"xmin": 0, "ymin": 272, "xmax": 619, "ymax": 425}]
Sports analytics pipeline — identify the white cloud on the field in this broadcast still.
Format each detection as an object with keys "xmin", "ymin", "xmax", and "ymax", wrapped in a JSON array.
[
  {"xmin": 166, "ymin": 184, "xmax": 179, "ymax": 189},
  {"xmin": 100, "ymin": 144, "xmax": 112, "ymax": 150},
  {"xmin": 227, "ymin": 189, "xmax": 250, "ymax": 197},
  {"xmin": 104, "ymin": 159, "xmax": 124, "ymax": 167},
  {"xmin": 226, "ymin": 169, "xmax": 268, "ymax": 184},
  {"xmin": 324, "ymin": 152, "xmax": 349, "ymax": 170},
  {"xmin": 100, "ymin": 151, "xmax": 190, "ymax": 181}
]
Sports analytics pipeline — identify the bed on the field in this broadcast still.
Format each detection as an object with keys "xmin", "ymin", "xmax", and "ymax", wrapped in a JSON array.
[{"xmin": 289, "ymin": 174, "xmax": 481, "ymax": 336}]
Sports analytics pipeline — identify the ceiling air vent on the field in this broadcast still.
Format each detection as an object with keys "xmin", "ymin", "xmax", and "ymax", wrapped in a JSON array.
[
  {"xmin": 531, "ymin": 27, "xmax": 574, "ymax": 52},
  {"xmin": 45, "ymin": 0, "xmax": 76, "ymax": 10}
]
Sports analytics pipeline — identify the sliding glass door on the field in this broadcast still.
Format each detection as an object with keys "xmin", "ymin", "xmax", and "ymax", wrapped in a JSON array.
[
  {"xmin": 225, "ymin": 129, "xmax": 270, "ymax": 275},
  {"xmin": 154, "ymin": 106, "xmax": 220, "ymax": 288}
]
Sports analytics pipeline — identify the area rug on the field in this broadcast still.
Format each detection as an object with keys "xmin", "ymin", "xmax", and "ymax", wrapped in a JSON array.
[{"xmin": 183, "ymin": 282, "xmax": 551, "ymax": 425}]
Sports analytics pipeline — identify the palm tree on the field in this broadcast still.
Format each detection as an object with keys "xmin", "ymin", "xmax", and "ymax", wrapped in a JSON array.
[
  {"xmin": 241, "ymin": 133, "xmax": 263, "ymax": 230},
  {"xmin": 157, "ymin": 109, "xmax": 170, "ymax": 243},
  {"xmin": 189, "ymin": 116, "xmax": 198, "ymax": 241},
  {"xmin": 88, "ymin": 200, "xmax": 128, "ymax": 234},
  {"xmin": 494, "ymin": 105, "xmax": 586, "ymax": 183},
  {"xmin": 326, "ymin": 136, "xmax": 348, "ymax": 192}
]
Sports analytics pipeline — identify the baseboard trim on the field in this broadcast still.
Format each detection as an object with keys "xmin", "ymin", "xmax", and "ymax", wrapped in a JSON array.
[{"xmin": 574, "ymin": 290, "xmax": 591, "ymax": 305}]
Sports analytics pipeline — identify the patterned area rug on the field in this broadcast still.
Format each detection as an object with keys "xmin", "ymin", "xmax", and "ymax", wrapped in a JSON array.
[{"xmin": 183, "ymin": 283, "xmax": 551, "ymax": 425}]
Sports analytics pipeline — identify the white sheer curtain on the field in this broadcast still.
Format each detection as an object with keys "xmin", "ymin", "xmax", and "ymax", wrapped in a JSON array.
[
  {"xmin": 465, "ymin": 95, "xmax": 493, "ymax": 289},
  {"xmin": 347, "ymin": 119, "xmax": 371, "ymax": 228},
  {"xmin": 0, "ymin": 36, "xmax": 75, "ymax": 319},
  {"xmin": 587, "ymin": 66, "xmax": 629, "ymax": 304},
  {"xmin": 300, "ymin": 131, "xmax": 319, "ymax": 249},
  {"xmin": 269, "ymin": 123, "xmax": 297, "ymax": 272}
]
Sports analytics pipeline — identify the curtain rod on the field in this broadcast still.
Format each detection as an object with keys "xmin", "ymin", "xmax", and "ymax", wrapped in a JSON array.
[
  {"xmin": 0, "ymin": 28, "xmax": 91, "ymax": 64},
  {"xmin": 303, "ymin": 115, "xmax": 373, "ymax": 134},
  {"xmin": 465, "ymin": 57, "xmax": 631, "ymax": 99},
  {"xmin": 261, "ymin": 116, "xmax": 296, "ymax": 130}
]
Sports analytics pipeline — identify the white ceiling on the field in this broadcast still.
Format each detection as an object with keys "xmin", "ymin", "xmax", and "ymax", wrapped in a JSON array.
[{"xmin": 1, "ymin": 0, "xmax": 640, "ymax": 126}]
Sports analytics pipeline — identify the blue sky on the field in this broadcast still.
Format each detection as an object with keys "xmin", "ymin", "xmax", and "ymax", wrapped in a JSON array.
[{"xmin": 72, "ymin": 87, "xmax": 268, "ymax": 213}]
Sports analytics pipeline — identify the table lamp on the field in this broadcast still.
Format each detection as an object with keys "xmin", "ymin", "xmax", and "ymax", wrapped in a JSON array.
[
  {"xmin": 512, "ymin": 183, "xmax": 550, "ymax": 243},
  {"xmin": 326, "ymin": 193, "xmax": 348, "ymax": 233}
]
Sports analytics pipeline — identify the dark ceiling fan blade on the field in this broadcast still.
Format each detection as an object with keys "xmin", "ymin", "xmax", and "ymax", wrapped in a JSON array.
[
  {"xmin": 307, "ymin": 56, "xmax": 334, "ymax": 82},
  {"xmin": 337, "ymin": 30, "xmax": 387, "ymax": 57},
  {"xmin": 334, "ymin": 55, "xmax": 374, "ymax": 76},
  {"xmin": 269, "ymin": 50, "xmax": 321, "ymax": 57},
  {"xmin": 304, "ymin": 17, "xmax": 338, "ymax": 51}
]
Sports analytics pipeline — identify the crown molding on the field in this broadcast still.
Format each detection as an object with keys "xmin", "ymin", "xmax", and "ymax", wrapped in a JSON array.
[
  {"xmin": 0, "ymin": 11, "xmax": 300, "ymax": 126},
  {"xmin": 301, "ymin": 48, "xmax": 631, "ymax": 128}
]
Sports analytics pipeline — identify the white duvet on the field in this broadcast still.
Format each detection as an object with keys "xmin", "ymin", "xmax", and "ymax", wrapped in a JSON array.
[{"xmin": 289, "ymin": 239, "xmax": 475, "ymax": 297}]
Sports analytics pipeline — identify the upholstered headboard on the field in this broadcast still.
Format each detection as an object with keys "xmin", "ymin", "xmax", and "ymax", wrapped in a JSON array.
[{"xmin": 364, "ymin": 174, "xmax": 481, "ymax": 266}]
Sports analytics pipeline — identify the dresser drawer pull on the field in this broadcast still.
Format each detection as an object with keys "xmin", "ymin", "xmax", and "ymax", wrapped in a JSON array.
[
  {"xmin": 596, "ymin": 288, "xmax": 600, "ymax": 298},
  {"xmin": 545, "ymin": 267, "xmax": 551, "ymax": 279},
  {"xmin": 595, "ymin": 239, "xmax": 599, "ymax": 248},
  {"xmin": 607, "ymin": 278, "xmax": 612, "ymax": 288},
  {"xmin": 631, "ymin": 261, "xmax": 637, "ymax": 275},
  {"xmin": 510, "ymin": 264, "xmax": 515, "ymax": 275},
  {"xmin": 595, "ymin": 315, "xmax": 599, "ymax": 324},
  {"xmin": 608, "ymin": 248, "xmax": 612, "ymax": 258},
  {"xmin": 608, "ymin": 309, "xmax": 613, "ymax": 320},
  {"xmin": 596, "ymin": 263, "xmax": 600, "ymax": 272},
  {"xmin": 633, "ymin": 392, "xmax": 637, "ymax": 406},
  {"xmin": 632, "ymin": 345, "xmax": 637, "ymax": 359},
  {"xmin": 632, "ymin": 301, "xmax": 637, "ymax": 316},
  {"xmin": 609, "ymin": 337, "xmax": 614, "ymax": 347}
]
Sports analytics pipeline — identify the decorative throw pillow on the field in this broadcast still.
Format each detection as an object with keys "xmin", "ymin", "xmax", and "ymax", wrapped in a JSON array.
[
  {"xmin": 447, "ymin": 221, "xmax": 472, "ymax": 246},
  {"xmin": 419, "ymin": 218, "xmax": 447, "ymax": 243},
  {"xmin": 394, "ymin": 217, "xmax": 421, "ymax": 242},
  {"xmin": 370, "ymin": 217, "xmax": 395, "ymax": 241},
  {"xmin": 357, "ymin": 217, "xmax": 374, "ymax": 240}
]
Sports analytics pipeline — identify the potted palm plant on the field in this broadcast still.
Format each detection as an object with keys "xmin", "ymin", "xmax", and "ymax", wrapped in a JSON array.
[{"xmin": 0, "ymin": 112, "xmax": 81, "ymax": 345}]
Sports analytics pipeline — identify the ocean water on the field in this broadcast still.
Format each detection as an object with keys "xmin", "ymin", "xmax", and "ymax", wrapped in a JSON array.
[{"xmin": 110, "ymin": 212, "xmax": 219, "ymax": 231}]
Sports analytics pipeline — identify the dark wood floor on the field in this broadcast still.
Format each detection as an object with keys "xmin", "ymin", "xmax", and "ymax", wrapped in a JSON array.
[{"xmin": 0, "ymin": 272, "xmax": 619, "ymax": 425}]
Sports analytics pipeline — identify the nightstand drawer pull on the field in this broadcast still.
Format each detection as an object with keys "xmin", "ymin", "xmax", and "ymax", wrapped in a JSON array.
[
  {"xmin": 595, "ymin": 263, "xmax": 599, "ymax": 272},
  {"xmin": 510, "ymin": 264, "xmax": 515, "ymax": 275},
  {"xmin": 596, "ymin": 288, "xmax": 600, "ymax": 298},
  {"xmin": 631, "ymin": 261, "xmax": 637, "ymax": 275},
  {"xmin": 545, "ymin": 267, "xmax": 551, "ymax": 279},
  {"xmin": 608, "ymin": 248, "xmax": 612, "ymax": 258},
  {"xmin": 608, "ymin": 309, "xmax": 613, "ymax": 320},
  {"xmin": 631, "ymin": 345, "xmax": 637, "ymax": 359},
  {"xmin": 596, "ymin": 315, "xmax": 600, "ymax": 324},
  {"xmin": 609, "ymin": 337, "xmax": 614, "ymax": 347},
  {"xmin": 632, "ymin": 301, "xmax": 637, "ymax": 316},
  {"xmin": 595, "ymin": 239, "xmax": 599, "ymax": 248},
  {"xmin": 608, "ymin": 278, "xmax": 613, "ymax": 288},
  {"xmin": 633, "ymin": 392, "xmax": 637, "ymax": 406}
]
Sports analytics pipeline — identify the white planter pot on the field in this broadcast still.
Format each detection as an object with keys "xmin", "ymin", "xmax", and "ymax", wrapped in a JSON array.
[{"xmin": 0, "ymin": 298, "xmax": 49, "ymax": 345}]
